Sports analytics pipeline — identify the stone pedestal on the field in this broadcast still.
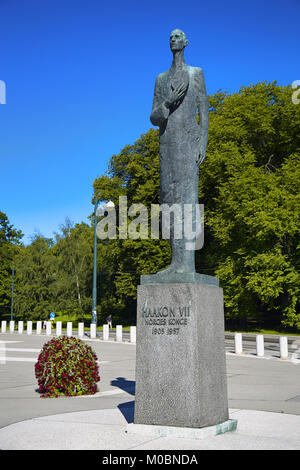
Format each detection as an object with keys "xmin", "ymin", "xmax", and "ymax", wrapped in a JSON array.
[{"xmin": 134, "ymin": 282, "xmax": 229, "ymax": 429}]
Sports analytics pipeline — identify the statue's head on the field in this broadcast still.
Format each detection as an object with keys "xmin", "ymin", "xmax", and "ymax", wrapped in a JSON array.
[{"xmin": 170, "ymin": 29, "xmax": 188, "ymax": 52}]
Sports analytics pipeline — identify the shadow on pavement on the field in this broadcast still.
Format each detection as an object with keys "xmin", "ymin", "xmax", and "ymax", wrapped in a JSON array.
[
  {"xmin": 118, "ymin": 401, "xmax": 135, "ymax": 424},
  {"xmin": 111, "ymin": 377, "xmax": 135, "ymax": 396}
]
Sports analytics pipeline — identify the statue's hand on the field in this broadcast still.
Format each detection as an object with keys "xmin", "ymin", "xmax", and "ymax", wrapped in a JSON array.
[{"xmin": 165, "ymin": 82, "xmax": 188, "ymax": 109}]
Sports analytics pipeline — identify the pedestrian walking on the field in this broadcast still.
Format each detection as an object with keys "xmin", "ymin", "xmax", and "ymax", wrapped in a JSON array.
[{"xmin": 106, "ymin": 314, "xmax": 112, "ymax": 330}]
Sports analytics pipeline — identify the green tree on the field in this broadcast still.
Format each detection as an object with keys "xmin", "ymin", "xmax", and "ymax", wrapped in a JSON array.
[
  {"xmin": 14, "ymin": 235, "xmax": 56, "ymax": 320},
  {"xmin": 199, "ymin": 82, "xmax": 300, "ymax": 328},
  {"xmin": 14, "ymin": 221, "xmax": 95, "ymax": 323},
  {"xmin": 0, "ymin": 211, "xmax": 23, "ymax": 318},
  {"xmin": 53, "ymin": 219, "xmax": 94, "ymax": 321}
]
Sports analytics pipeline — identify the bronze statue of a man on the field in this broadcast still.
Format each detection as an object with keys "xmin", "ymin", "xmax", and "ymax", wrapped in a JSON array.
[{"xmin": 150, "ymin": 29, "xmax": 209, "ymax": 278}]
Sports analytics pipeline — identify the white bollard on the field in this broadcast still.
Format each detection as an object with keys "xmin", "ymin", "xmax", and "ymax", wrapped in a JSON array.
[
  {"xmin": 78, "ymin": 323, "xmax": 84, "ymax": 339},
  {"xmin": 234, "ymin": 333, "xmax": 243, "ymax": 354},
  {"xmin": 90, "ymin": 323, "xmax": 96, "ymax": 339},
  {"xmin": 27, "ymin": 321, "xmax": 32, "ymax": 335},
  {"xmin": 46, "ymin": 321, "xmax": 52, "ymax": 336},
  {"xmin": 56, "ymin": 321, "xmax": 62, "ymax": 336},
  {"xmin": 130, "ymin": 326, "xmax": 136, "ymax": 343},
  {"xmin": 9, "ymin": 320, "xmax": 15, "ymax": 333},
  {"xmin": 18, "ymin": 321, "xmax": 23, "ymax": 334},
  {"xmin": 280, "ymin": 336, "xmax": 288, "ymax": 360},
  {"xmin": 1, "ymin": 320, "xmax": 7, "ymax": 333},
  {"xmin": 67, "ymin": 322, "xmax": 72, "ymax": 337},
  {"xmin": 256, "ymin": 334, "xmax": 264, "ymax": 357},
  {"xmin": 36, "ymin": 321, "xmax": 42, "ymax": 334},
  {"xmin": 103, "ymin": 324, "xmax": 109, "ymax": 341},
  {"xmin": 116, "ymin": 325, "xmax": 122, "ymax": 342}
]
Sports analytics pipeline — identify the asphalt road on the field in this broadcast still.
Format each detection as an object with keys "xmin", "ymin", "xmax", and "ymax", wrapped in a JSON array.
[{"xmin": 0, "ymin": 332, "xmax": 300, "ymax": 430}]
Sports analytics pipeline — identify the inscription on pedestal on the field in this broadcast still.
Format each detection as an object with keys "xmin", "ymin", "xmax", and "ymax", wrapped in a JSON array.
[{"xmin": 142, "ymin": 304, "xmax": 191, "ymax": 335}]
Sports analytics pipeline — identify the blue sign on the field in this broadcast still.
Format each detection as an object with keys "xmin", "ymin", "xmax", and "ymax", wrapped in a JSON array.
[{"xmin": 50, "ymin": 312, "xmax": 55, "ymax": 319}]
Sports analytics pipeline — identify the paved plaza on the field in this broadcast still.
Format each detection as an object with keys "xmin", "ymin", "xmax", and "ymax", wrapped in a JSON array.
[{"xmin": 0, "ymin": 333, "xmax": 300, "ymax": 449}]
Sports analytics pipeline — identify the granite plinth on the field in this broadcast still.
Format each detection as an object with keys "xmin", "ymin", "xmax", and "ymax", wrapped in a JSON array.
[{"xmin": 134, "ymin": 282, "xmax": 229, "ymax": 428}]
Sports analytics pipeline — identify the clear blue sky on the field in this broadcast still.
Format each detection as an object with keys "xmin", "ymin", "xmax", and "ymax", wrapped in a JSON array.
[{"xmin": 0, "ymin": 0, "xmax": 299, "ymax": 244}]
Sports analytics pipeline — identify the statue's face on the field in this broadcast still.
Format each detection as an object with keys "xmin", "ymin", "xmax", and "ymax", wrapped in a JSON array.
[{"xmin": 170, "ymin": 30, "xmax": 188, "ymax": 52}]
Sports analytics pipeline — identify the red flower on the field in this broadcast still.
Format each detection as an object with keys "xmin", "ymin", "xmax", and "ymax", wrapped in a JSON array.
[{"xmin": 35, "ymin": 336, "xmax": 100, "ymax": 398}]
